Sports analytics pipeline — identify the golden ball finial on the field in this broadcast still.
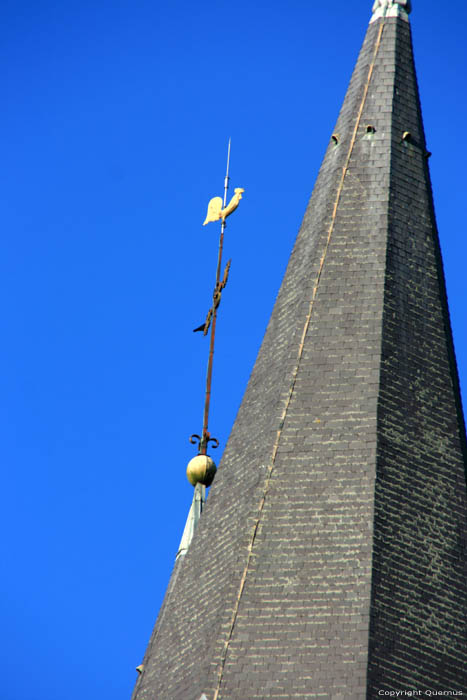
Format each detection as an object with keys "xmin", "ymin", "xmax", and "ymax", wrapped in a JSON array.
[{"xmin": 186, "ymin": 455, "xmax": 217, "ymax": 487}]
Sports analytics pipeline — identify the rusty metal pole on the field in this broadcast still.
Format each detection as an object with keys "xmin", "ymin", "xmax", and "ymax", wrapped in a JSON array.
[{"xmin": 199, "ymin": 140, "xmax": 231, "ymax": 455}]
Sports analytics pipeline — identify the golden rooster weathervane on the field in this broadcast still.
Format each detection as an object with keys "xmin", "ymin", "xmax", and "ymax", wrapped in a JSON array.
[
  {"xmin": 188, "ymin": 139, "xmax": 244, "ymax": 484},
  {"xmin": 203, "ymin": 187, "xmax": 245, "ymax": 226}
]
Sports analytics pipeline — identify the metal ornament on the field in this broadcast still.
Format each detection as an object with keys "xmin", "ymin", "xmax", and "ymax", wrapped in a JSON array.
[
  {"xmin": 203, "ymin": 188, "xmax": 245, "ymax": 226},
  {"xmin": 371, "ymin": 0, "xmax": 411, "ymax": 22},
  {"xmin": 190, "ymin": 140, "xmax": 244, "ymax": 457}
]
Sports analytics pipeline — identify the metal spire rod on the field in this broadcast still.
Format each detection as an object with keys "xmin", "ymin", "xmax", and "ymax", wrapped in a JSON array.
[
  {"xmin": 200, "ymin": 139, "xmax": 231, "ymax": 454},
  {"xmin": 190, "ymin": 139, "xmax": 244, "ymax": 458}
]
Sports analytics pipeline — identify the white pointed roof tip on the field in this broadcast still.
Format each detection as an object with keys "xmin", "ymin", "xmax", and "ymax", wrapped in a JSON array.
[
  {"xmin": 371, "ymin": 0, "xmax": 412, "ymax": 23},
  {"xmin": 176, "ymin": 484, "xmax": 206, "ymax": 561},
  {"xmin": 198, "ymin": 695, "xmax": 208, "ymax": 700}
]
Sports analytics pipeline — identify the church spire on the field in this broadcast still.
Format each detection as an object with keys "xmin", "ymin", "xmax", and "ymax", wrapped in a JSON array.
[{"xmin": 132, "ymin": 3, "xmax": 467, "ymax": 697}]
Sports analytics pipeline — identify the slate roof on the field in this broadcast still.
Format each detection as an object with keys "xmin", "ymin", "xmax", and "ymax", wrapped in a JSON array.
[{"xmin": 132, "ymin": 7, "xmax": 467, "ymax": 699}]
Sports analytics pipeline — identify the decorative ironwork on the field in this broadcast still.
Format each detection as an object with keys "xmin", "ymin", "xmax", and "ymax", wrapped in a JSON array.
[
  {"xmin": 189, "ymin": 433, "xmax": 219, "ymax": 453},
  {"xmin": 190, "ymin": 140, "xmax": 244, "ymax": 456}
]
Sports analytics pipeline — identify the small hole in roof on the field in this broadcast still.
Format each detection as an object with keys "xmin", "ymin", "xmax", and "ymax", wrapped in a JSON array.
[
  {"xmin": 366, "ymin": 125, "xmax": 376, "ymax": 133},
  {"xmin": 331, "ymin": 134, "xmax": 339, "ymax": 145}
]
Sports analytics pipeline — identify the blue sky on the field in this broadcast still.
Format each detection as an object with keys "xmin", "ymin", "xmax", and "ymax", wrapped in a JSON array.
[{"xmin": 1, "ymin": 1, "xmax": 466, "ymax": 698}]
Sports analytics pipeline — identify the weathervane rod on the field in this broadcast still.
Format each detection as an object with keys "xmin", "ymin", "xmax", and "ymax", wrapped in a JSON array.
[
  {"xmin": 224, "ymin": 138, "xmax": 231, "ymax": 205},
  {"xmin": 190, "ymin": 140, "xmax": 244, "ymax": 461},
  {"xmin": 201, "ymin": 139, "xmax": 231, "ymax": 453}
]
